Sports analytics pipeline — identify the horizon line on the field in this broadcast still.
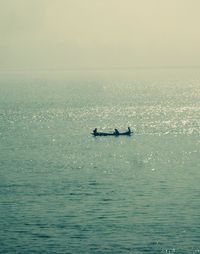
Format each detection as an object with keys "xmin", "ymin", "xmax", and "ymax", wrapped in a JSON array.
[{"xmin": 0, "ymin": 66, "xmax": 200, "ymax": 72}]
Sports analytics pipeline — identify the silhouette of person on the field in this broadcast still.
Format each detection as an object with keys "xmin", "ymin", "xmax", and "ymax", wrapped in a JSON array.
[
  {"xmin": 93, "ymin": 128, "xmax": 97, "ymax": 135},
  {"xmin": 114, "ymin": 128, "xmax": 119, "ymax": 135}
]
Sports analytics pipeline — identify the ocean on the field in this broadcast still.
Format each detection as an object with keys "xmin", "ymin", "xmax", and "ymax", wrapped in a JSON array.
[{"xmin": 0, "ymin": 69, "xmax": 200, "ymax": 253}]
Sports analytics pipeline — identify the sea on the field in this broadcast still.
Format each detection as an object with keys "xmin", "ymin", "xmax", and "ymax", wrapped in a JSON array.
[{"xmin": 0, "ymin": 68, "xmax": 200, "ymax": 253}]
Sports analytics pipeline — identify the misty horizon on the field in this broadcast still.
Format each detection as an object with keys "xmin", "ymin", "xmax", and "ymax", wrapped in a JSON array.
[{"xmin": 1, "ymin": 0, "xmax": 200, "ymax": 70}]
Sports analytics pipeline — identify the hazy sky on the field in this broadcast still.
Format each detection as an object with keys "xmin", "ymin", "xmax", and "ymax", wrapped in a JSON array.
[{"xmin": 1, "ymin": 0, "xmax": 200, "ymax": 69}]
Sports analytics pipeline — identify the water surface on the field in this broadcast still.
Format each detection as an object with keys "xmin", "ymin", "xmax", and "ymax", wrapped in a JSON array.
[{"xmin": 1, "ymin": 69, "xmax": 200, "ymax": 253}]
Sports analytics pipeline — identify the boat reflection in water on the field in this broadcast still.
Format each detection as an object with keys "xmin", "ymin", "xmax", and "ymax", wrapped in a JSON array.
[{"xmin": 92, "ymin": 127, "xmax": 133, "ymax": 136}]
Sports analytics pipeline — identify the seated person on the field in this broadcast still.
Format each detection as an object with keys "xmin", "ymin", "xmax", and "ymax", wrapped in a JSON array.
[
  {"xmin": 93, "ymin": 128, "xmax": 97, "ymax": 135},
  {"xmin": 114, "ymin": 128, "xmax": 119, "ymax": 135}
]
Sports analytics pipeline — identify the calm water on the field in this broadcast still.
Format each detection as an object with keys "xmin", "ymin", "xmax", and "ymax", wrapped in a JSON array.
[{"xmin": 1, "ymin": 69, "xmax": 200, "ymax": 253}]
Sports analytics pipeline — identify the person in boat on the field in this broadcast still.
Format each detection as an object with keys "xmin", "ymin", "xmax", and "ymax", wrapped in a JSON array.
[
  {"xmin": 114, "ymin": 128, "xmax": 119, "ymax": 135},
  {"xmin": 127, "ymin": 127, "xmax": 131, "ymax": 134},
  {"xmin": 93, "ymin": 128, "xmax": 98, "ymax": 135}
]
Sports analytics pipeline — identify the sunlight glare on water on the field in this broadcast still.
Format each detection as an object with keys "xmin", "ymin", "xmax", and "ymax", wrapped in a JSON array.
[{"xmin": 0, "ymin": 69, "xmax": 200, "ymax": 253}]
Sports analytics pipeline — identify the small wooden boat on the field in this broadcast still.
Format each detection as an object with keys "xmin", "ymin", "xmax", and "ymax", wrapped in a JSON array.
[{"xmin": 91, "ymin": 128, "xmax": 133, "ymax": 137}]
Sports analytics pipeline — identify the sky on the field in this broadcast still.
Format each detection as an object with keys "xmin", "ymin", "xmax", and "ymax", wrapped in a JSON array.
[{"xmin": 1, "ymin": 0, "xmax": 200, "ymax": 69}]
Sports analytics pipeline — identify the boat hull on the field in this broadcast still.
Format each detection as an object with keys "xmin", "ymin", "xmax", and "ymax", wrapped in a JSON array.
[{"xmin": 92, "ymin": 131, "xmax": 132, "ymax": 136}]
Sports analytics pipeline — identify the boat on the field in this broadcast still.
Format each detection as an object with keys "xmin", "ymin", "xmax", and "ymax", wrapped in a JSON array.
[{"xmin": 91, "ymin": 128, "xmax": 133, "ymax": 136}]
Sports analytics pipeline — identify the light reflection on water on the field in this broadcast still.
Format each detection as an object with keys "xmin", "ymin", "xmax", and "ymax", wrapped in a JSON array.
[{"xmin": 1, "ymin": 69, "xmax": 200, "ymax": 253}]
